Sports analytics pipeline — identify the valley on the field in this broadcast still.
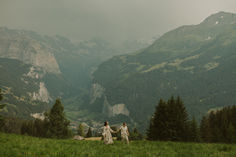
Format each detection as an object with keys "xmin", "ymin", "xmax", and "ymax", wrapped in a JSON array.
[{"xmin": 1, "ymin": 12, "xmax": 236, "ymax": 132}]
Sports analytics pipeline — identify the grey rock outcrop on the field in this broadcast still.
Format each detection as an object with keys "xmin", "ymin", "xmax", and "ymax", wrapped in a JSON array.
[{"xmin": 0, "ymin": 27, "xmax": 61, "ymax": 74}]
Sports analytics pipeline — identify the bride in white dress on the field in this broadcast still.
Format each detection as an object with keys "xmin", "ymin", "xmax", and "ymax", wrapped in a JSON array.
[{"xmin": 102, "ymin": 121, "xmax": 115, "ymax": 144}]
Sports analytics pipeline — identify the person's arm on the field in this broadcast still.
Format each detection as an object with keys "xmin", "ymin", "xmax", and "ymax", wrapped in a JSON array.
[
  {"xmin": 115, "ymin": 127, "xmax": 121, "ymax": 133},
  {"xmin": 109, "ymin": 126, "xmax": 115, "ymax": 133},
  {"xmin": 127, "ymin": 127, "xmax": 130, "ymax": 136}
]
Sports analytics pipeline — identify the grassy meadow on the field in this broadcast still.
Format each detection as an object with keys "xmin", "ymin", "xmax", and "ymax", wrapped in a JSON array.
[{"xmin": 0, "ymin": 132, "xmax": 236, "ymax": 157}]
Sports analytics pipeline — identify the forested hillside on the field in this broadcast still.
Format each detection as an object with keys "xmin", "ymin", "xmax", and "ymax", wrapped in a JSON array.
[
  {"xmin": 91, "ymin": 12, "xmax": 236, "ymax": 125},
  {"xmin": 0, "ymin": 27, "xmax": 150, "ymax": 120}
]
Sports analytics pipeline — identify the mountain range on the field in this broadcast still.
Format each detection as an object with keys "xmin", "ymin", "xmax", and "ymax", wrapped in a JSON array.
[
  {"xmin": 1, "ymin": 11, "xmax": 236, "ymax": 131},
  {"xmin": 0, "ymin": 27, "xmax": 150, "ymax": 120},
  {"xmin": 90, "ymin": 11, "xmax": 236, "ymax": 127}
]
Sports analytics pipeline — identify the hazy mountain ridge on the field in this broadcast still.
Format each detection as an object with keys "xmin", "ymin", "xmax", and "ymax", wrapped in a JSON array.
[
  {"xmin": 0, "ymin": 27, "xmax": 151, "ymax": 120},
  {"xmin": 0, "ymin": 27, "xmax": 61, "ymax": 74},
  {"xmin": 2, "ymin": 12, "xmax": 235, "ymax": 129},
  {"xmin": 90, "ymin": 12, "xmax": 236, "ymax": 125}
]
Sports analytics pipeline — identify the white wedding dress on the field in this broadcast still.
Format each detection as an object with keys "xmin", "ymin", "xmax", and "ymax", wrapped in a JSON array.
[{"xmin": 102, "ymin": 125, "xmax": 115, "ymax": 144}]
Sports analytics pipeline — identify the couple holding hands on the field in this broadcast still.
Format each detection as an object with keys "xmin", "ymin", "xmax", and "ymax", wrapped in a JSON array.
[{"xmin": 102, "ymin": 121, "xmax": 129, "ymax": 145}]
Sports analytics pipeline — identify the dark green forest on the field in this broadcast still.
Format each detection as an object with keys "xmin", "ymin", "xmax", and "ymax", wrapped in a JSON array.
[
  {"xmin": 1, "ymin": 88, "xmax": 236, "ymax": 144},
  {"xmin": 147, "ymin": 96, "xmax": 236, "ymax": 143}
]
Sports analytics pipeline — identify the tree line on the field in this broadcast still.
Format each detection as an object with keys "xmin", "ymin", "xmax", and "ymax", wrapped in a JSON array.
[
  {"xmin": 0, "ymin": 90, "xmax": 72, "ymax": 138},
  {"xmin": 21, "ymin": 99, "xmax": 72, "ymax": 138},
  {"xmin": 1, "ymin": 88, "xmax": 236, "ymax": 143},
  {"xmin": 200, "ymin": 106, "xmax": 236, "ymax": 143},
  {"xmin": 0, "ymin": 89, "xmax": 5, "ymax": 130},
  {"xmin": 1, "ymin": 88, "xmax": 143, "ymax": 140},
  {"xmin": 147, "ymin": 96, "xmax": 236, "ymax": 143}
]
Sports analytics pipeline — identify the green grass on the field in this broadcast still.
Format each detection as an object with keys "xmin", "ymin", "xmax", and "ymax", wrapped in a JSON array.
[{"xmin": 0, "ymin": 133, "xmax": 236, "ymax": 157}]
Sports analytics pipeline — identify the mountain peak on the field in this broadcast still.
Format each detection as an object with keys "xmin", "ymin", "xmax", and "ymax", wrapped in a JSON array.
[{"xmin": 201, "ymin": 11, "xmax": 236, "ymax": 26}]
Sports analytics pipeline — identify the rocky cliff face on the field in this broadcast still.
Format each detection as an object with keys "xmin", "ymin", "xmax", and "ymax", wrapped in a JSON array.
[
  {"xmin": 0, "ymin": 58, "xmax": 51, "ymax": 118},
  {"xmin": 0, "ymin": 28, "xmax": 73, "ymax": 118},
  {"xmin": 90, "ymin": 83, "xmax": 130, "ymax": 117},
  {"xmin": 90, "ymin": 83, "xmax": 105, "ymax": 104},
  {"xmin": 0, "ymin": 27, "xmax": 61, "ymax": 74},
  {"xmin": 31, "ymin": 82, "xmax": 51, "ymax": 103},
  {"xmin": 102, "ymin": 96, "xmax": 130, "ymax": 117},
  {"xmin": 0, "ymin": 27, "xmax": 140, "ymax": 120}
]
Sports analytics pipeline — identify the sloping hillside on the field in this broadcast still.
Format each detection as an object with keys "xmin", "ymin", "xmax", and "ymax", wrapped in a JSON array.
[
  {"xmin": 91, "ymin": 12, "xmax": 236, "ymax": 124},
  {"xmin": 0, "ymin": 27, "xmax": 150, "ymax": 119}
]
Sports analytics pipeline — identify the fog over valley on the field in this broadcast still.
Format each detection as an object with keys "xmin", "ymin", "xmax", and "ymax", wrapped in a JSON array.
[
  {"xmin": 1, "ymin": 0, "xmax": 236, "ymax": 147},
  {"xmin": 1, "ymin": 0, "xmax": 236, "ymax": 43}
]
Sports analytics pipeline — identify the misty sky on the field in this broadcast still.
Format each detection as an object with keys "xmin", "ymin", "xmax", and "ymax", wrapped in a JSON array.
[{"xmin": 1, "ymin": 0, "xmax": 236, "ymax": 43}]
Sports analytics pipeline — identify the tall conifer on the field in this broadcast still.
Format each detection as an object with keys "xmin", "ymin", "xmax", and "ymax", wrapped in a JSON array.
[
  {"xmin": 189, "ymin": 116, "xmax": 200, "ymax": 142},
  {"xmin": 147, "ymin": 96, "xmax": 189, "ymax": 141},
  {"xmin": 0, "ymin": 89, "xmax": 5, "ymax": 130},
  {"xmin": 47, "ymin": 99, "xmax": 70, "ymax": 138}
]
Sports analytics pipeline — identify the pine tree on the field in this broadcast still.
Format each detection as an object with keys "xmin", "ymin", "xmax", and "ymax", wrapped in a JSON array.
[
  {"xmin": 208, "ymin": 111, "xmax": 223, "ymax": 142},
  {"xmin": 77, "ymin": 123, "xmax": 85, "ymax": 137},
  {"xmin": 200, "ymin": 106, "xmax": 236, "ymax": 143},
  {"xmin": 0, "ymin": 89, "xmax": 3, "ymax": 102},
  {"xmin": 225, "ymin": 123, "xmax": 236, "ymax": 143},
  {"xmin": 166, "ymin": 96, "xmax": 177, "ymax": 140},
  {"xmin": 21, "ymin": 121, "xmax": 28, "ymax": 135},
  {"xmin": 174, "ymin": 96, "xmax": 189, "ymax": 141},
  {"xmin": 86, "ymin": 127, "xmax": 92, "ymax": 138},
  {"xmin": 0, "ymin": 89, "xmax": 5, "ymax": 130},
  {"xmin": 20, "ymin": 120, "xmax": 36, "ymax": 136},
  {"xmin": 34, "ymin": 119, "xmax": 46, "ymax": 137},
  {"xmin": 0, "ymin": 89, "xmax": 5, "ymax": 110},
  {"xmin": 200, "ymin": 116, "xmax": 211, "ymax": 142},
  {"xmin": 46, "ymin": 99, "xmax": 70, "ymax": 138},
  {"xmin": 232, "ymin": 106, "xmax": 236, "ymax": 129},
  {"xmin": 147, "ymin": 97, "xmax": 189, "ymax": 141},
  {"xmin": 188, "ymin": 116, "xmax": 200, "ymax": 142},
  {"xmin": 147, "ymin": 98, "xmax": 168, "ymax": 140}
]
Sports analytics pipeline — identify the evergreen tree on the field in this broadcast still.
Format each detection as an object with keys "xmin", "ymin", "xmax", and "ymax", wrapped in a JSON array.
[
  {"xmin": 20, "ymin": 120, "xmax": 35, "ymax": 136},
  {"xmin": 200, "ymin": 106, "xmax": 236, "ymax": 143},
  {"xmin": 147, "ymin": 96, "xmax": 189, "ymax": 141},
  {"xmin": 0, "ymin": 89, "xmax": 5, "ymax": 110},
  {"xmin": 21, "ymin": 121, "xmax": 28, "ymax": 135},
  {"xmin": 0, "ymin": 89, "xmax": 5, "ymax": 130},
  {"xmin": 174, "ymin": 96, "xmax": 189, "ymax": 141},
  {"xmin": 147, "ymin": 98, "xmax": 168, "ymax": 140},
  {"xmin": 166, "ymin": 96, "xmax": 177, "ymax": 140},
  {"xmin": 0, "ymin": 89, "xmax": 3, "ymax": 102},
  {"xmin": 208, "ymin": 111, "xmax": 223, "ymax": 142},
  {"xmin": 200, "ymin": 116, "xmax": 211, "ymax": 142},
  {"xmin": 86, "ymin": 127, "xmax": 92, "ymax": 138},
  {"xmin": 188, "ymin": 116, "xmax": 200, "ymax": 142},
  {"xmin": 232, "ymin": 106, "xmax": 236, "ymax": 129},
  {"xmin": 0, "ymin": 114, "xmax": 4, "ymax": 131},
  {"xmin": 77, "ymin": 123, "xmax": 85, "ymax": 137},
  {"xmin": 155, "ymin": 99, "xmax": 170, "ymax": 141},
  {"xmin": 46, "ymin": 99, "xmax": 70, "ymax": 138},
  {"xmin": 225, "ymin": 123, "xmax": 236, "ymax": 143},
  {"xmin": 34, "ymin": 119, "xmax": 46, "ymax": 137},
  {"xmin": 28, "ymin": 120, "xmax": 36, "ymax": 136}
]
